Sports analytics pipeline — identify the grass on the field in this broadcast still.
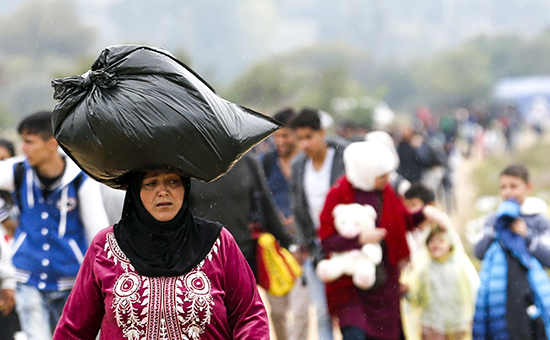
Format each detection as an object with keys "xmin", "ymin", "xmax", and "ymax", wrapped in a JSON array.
[{"xmin": 471, "ymin": 135, "xmax": 550, "ymax": 201}]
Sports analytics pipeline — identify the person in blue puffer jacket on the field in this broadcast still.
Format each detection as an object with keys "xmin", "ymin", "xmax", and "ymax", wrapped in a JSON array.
[{"xmin": 473, "ymin": 163, "xmax": 550, "ymax": 340}]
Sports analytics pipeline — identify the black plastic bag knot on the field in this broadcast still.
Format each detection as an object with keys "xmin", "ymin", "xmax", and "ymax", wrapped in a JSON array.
[
  {"xmin": 51, "ymin": 71, "xmax": 117, "ymax": 100},
  {"xmin": 51, "ymin": 75, "xmax": 87, "ymax": 100},
  {"xmin": 88, "ymin": 70, "xmax": 117, "ymax": 89}
]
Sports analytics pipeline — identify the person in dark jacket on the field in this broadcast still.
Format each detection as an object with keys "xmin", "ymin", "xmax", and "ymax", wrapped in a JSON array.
[
  {"xmin": 189, "ymin": 152, "xmax": 295, "ymax": 272},
  {"xmin": 396, "ymin": 125, "xmax": 430, "ymax": 185}
]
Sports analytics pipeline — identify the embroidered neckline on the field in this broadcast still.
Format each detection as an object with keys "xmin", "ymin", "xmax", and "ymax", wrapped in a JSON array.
[{"xmin": 105, "ymin": 231, "xmax": 221, "ymax": 340}]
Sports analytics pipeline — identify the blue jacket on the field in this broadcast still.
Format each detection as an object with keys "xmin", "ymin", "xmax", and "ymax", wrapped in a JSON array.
[
  {"xmin": 261, "ymin": 150, "xmax": 293, "ymax": 218},
  {"xmin": 10, "ymin": 159, "xmax": 105, "ymax": 291},
  {"xmin": 473, "ymin": 240, "xmax": 550, "ymax": 339},
  {"xmin": 475, "ymin": 207, "xmax": 550, "ymax": 268}
]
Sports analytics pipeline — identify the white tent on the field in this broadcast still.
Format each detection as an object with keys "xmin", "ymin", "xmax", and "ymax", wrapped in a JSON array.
[{"xmin": 493, "ymin": 76, "xmax": 550, "ymax": 121}]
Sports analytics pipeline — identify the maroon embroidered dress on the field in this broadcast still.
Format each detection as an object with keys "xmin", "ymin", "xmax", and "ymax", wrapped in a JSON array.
[{"xmin": 53, "ymin": 226, "xmax": 269, "ymax": 340}]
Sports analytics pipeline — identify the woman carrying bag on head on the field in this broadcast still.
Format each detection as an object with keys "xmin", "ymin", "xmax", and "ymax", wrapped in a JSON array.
[
  {"xmin": 49, "ymin": 45, "xmax": 279, "ymax": 339},
  {"xmin": 53, "ymin": 170, "xmax": 268, "ymax": 339}
]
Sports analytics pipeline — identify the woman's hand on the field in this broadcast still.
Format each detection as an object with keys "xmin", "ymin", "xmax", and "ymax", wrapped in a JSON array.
[{"xmin": 359, "ymin": 228, "xmax": 387, "ymax": 245}]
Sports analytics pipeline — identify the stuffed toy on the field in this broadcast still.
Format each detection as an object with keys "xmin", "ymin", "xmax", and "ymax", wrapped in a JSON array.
[{"xmin": 316, "ymin": 203, "xmax": 382, "ymax": 289}]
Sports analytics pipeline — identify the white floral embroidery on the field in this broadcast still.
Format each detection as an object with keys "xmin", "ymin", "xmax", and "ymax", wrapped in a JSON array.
[
  {"xmin": 112, "ymin": 272, "xmax": 144, "ymax": 339},
  {"xmin": 182, "ymin": 271, "xmax": 214, "ymax": 340},
  {"xmin": 105, "ymin": 232, "xmax": 135, "ymax": 272},
  {"xmin": 106, "ymin": 232, "xmax": 219, "ymax": 339}
]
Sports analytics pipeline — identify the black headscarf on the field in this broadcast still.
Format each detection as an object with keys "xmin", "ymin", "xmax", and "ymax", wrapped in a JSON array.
[{"xmin": 113, "ymin": 172, "xmax": 222, "ymax": 277}]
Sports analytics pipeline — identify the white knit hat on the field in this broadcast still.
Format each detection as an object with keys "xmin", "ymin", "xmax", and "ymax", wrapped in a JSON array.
[
  {"xmin": 365, "ymin": 130, "xmax": 399, "ymax": 168},
  {"xmin": 344, "ymin": 140, "xmax": 396, "ymax": 191}
]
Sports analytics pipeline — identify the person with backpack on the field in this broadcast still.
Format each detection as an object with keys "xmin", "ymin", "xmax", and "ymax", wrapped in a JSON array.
[{"xmin": 0, "ymin": 111, "xmax": 109, "ymax": 340}]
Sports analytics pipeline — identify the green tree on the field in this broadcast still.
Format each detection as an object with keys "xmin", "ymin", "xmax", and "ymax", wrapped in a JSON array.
[
  {"xmin": 225, "ymin": 60, "xmax": 298, "ymax": 111},
  {"xmin": 224, "ymin": 42, "xmax": 375, "ymax": 115},
  {"xmin": 376, "ymin": 28, "xmax": 550, "ymax": 112},
  {"xmin": 411, "ymin": 47, "xmax": 493, "ymax": 107},
  {"xmin": 374, "ymin": 62, "xmax": 418, "ymax": 111},
  {"xmin": 469, "ymin": 32, "xmax": 550, "ymax": 77},
  {"xmin": 0, "ymin": 0, "xmax": 98, "ymax": 123}
]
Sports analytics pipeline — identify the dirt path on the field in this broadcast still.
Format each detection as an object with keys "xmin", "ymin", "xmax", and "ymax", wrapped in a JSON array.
[{"xmin": 449, "ymin": 155, "xmax": 482, "ymax": 239}]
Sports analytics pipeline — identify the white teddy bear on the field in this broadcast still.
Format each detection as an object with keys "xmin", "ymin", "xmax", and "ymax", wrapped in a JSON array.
[{"xmin": 316, "ymin": 203, "xmax": 383, "ymax": 290}]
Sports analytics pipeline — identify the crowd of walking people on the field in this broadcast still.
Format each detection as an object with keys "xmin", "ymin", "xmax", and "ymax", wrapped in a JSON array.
[{"xmin": 1, "ymin": 44, "xmax": 550, "ymax": 340}]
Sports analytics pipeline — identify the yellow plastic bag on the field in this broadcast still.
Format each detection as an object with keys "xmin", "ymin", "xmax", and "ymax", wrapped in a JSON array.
[{"xmin": 256, "ymin": 233, "xmax": 302, "ymax": 297}]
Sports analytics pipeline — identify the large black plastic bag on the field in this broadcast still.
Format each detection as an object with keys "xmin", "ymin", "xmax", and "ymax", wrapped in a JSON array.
[{"xmin": 51, "ymin": 45, "xmax": 280, "ymax": 189}]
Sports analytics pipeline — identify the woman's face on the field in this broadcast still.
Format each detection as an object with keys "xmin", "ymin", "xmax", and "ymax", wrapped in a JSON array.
[
  {"xmin": 373, "ymin": 173, "xmax": 390, "ymax": 190},
  {"xmin": 140, "ymin": 171, "xmax": 185, "ymax": 222}
]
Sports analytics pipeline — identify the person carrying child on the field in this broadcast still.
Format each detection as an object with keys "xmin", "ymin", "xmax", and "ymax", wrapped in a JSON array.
[{"xmin": 473, "ymin": 163, "xmax": 550, "ymax": 340}]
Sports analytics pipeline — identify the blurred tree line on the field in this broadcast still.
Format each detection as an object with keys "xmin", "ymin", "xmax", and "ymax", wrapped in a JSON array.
[
  {"xmin": 0, "ymin": 0, "xmax": 95, "ymax": 129},
  {"xmin": 1, "ymin": 0, "xmax": 550, "ymax": 131},
  {"xmin": 225, "ymin": 29, "xmax": 550, "ymax": 119}
]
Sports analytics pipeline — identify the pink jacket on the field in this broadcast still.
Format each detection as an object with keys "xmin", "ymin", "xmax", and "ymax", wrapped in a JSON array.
[{"xmin": 53, "ymin": 226, "xmax": 269, "ymax": 339}]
